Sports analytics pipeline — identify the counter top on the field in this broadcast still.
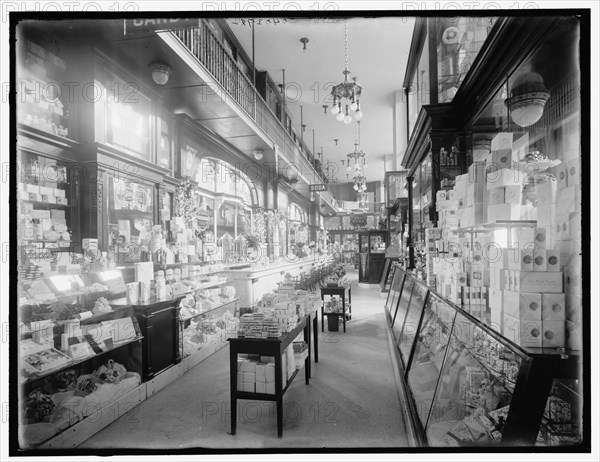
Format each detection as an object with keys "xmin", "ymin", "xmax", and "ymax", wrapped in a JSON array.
[{"xmin": 225, "ymin": 257, "xmax": 331, "ymax": 279}]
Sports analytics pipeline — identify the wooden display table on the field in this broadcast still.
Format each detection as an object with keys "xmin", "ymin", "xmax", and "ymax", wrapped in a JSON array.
[
  {"xmin": 228, "ymin": 315, "xmax": 312, "ymax": 437},
  {"xmin": 320, "ymin": 284, "xmax": 352, "ymax": 333}
]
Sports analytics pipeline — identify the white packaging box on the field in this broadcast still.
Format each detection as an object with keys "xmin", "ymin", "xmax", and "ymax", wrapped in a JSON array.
[
  {"xmin": 255, "ymin": 381, "xmax": 266, "ymax": 393},
  {"xmin": 134, "ymin": 261, "xmax": 154, "ymax": 282},
  {"xmin": 503, "ymin": 314, "xmax": 542, "ymax": 348},
  {"xmin": 237, "ymin": 372, "xmax": 244, "ymax": 389},
  {"xmin": 565, "ymin": 294, "xmax": 581, "ymax": 323},
  {"xmin": 541, "ymin": 293, "xmax": 566, "ymax": 321},
  {"xmin": 489, "ymin": 287, "xmax": 503, "ymax": 311},
  {"xmin": 564, "ymin": 266, "xmax": 581, "ymax": 296},
  {"xmin": 503, "ymin": 291, "xmax": 542, "ymax": 320},
  {"xmin": 39, "ymin": 186, "xmax": 53, "ymax": 196},
  {"xmin": 512, "ymin": 133, "xmax": 529, "ymax": 160},
  {"xmin": 537, "ymin": 181, "xmax": 557, "ymax": 206},
  {"xmin": 265, "ymin": 382, "xmax": 275, "ymax": 394},
  {"xmin": 533, "ymin": 250, "xmax": 547, "ymax": 272},
  {"xmin": 239, "ymin": 360, "xmax": 257, "ymax": 373},
  {"xmin": 504, "ymin": 185, "xmax": 523, "ymax": 204},
  {"xmin": 265, "ymin": 363, "xmax": 275, "ymax": 382},
  {"xmin": 556, "ymin": 186, "xmax": 581, "ymax": 215},
  {"xmin": 506, "ymin": 270, "xmax": 513, "ymax": 291},
  {"xmin": 507, "ymin": 248, "xmax": 534, "ymax": 271},
  {"xmin": 489, "ymin": 248, "xmax": 508, "ymax": 269},
  {"xmin": 255, "ymin": 363, "xmax": 266, "ymax": 382},
  {"xmin": 537, "ymin": 202, "xmax": 556, "ymax": 228},
  {"xmin": 260, "ymin": 356, "xmax": 274, "ymax": 363},
  {"xmin": 566, "ymin": 321, "xmax": 582, "ymax": 350},
  {"xmin": 490, "ymin": 306, "xmax": 503, "ymax": 333},
  {"xmin": 468, "ymin": 265, "xmax": 484, "ymax": 287},
  {"xmin": 242, "ymin": 382, "xmax": 255, "ymax": 393},
  {"xmin": 243, "ymin": 372, "xmax": 256, "ymax": 383},
  {"xmin": 54, "ymin": 188, "xmax": 66, "ymax": 199},
  {"xmin": 485, "ymin": 187, "xmax": 506, "ymax": 206},
  {"xmin": 490, "ymin": 269, "xmax": 506, "ymax": 290},
  {"xmin": 436, "ymin": 190, "xmax": 447, "ymax": 201},
  {"xmin": 514, "ymin": 228, "xmax": 538, "ymax": 249},
  {"xmin": 556, "ymin": 163, "xmax": 568, "ymax": 189},
  {"xmin": 465, "ymin": 182, "xmax": 484, "ymax": 207},
  {"xmin": 569, "ymin": 213, "xmax": 581, "ymax": 241},
  {"xmin": 566, "ymin": 158, "xmax": 580, "ymax": 186},
  {"xmin": 26, "ymin": 184, "xmax": 40, "ymax": 194},
  {"xmin": 41, "ymin": 195, "xmax": 56, "ymax": 204},
  {"xmin": 488, "ymin": 149, "xmax": 513, "ymax": 171},
  {"xmin": 486, "ymin": 168, "xmax": 525, "ymax": 189},
  {"xmin": 513, "ymin": 271, "xmax": 563, "ymax": 293},
  {"xmin": 542, "ymin": 320, "xmax": 566, "ymax": 348},
  {"xmin": 491, "ymin": 132, "xmax": 514, "ymax": 151},
  {"xmin": 487, "ymin": 203, "xmax": 521, "ymax": 222}
]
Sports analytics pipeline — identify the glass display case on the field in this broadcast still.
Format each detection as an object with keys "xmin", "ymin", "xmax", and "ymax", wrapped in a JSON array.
[{"xmin": 385, "ymin": 268, "xmax": 581, "ymax": 447}]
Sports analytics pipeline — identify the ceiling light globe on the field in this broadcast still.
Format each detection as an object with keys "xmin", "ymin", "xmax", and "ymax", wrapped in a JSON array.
[
  {"xmin": 346, "ymin": 166, "xmax": 351, "ymax": 172},
  {"xmin": 354, "ymin": 110, "xmax": 363, "ymax": 121},
  {"xmin": 330, "ymin": 105, "xmax": 340, "ymax": 115},
  {"xmin": 343, "ymin": 115, "xmax": 352, "ymax": 124},
  {"xmin": 350, "ymin": 102, "xmax": 358, "ymax": 111},
  {"xmin": 353, "ymin": 184, "xmax": 358, "ymax": 191},
  {"xmin": 336, "ymin": 112, "xmax": 345, "ymax": 121}
]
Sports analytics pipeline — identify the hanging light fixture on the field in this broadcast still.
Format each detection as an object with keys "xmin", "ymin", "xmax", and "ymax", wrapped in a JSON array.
[
  {"xmin": 347, "ymin": 121, "xmax": 367, "ymax": 181},
  {"xmin": 505, "ymin": 72, "xmax": 550, "ymax": 127},
  {"xmin": 329, "ymin": 21, "xmax": 363, "ymax": 124}
]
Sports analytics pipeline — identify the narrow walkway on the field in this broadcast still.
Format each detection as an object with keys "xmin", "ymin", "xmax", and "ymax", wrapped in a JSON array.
[{"xmin": 80, "ymin": 272, "xmax": 408, "ymax": 449}]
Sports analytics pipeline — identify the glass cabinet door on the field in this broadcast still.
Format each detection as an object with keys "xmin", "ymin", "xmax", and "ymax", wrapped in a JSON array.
[
  {"xmin": 392, "ymin": 276, "xmax": 414, "ymax": 341},
  {"xmin": 407, "ymin": 293, "xmax": 457, "ymax": 428},
  {"xmin": 398, "ymin": 281, "xmax": 428, "ymax": 365},
  {"xmin": 425, "ymin": 312, "xmax": 523, "ymax": 447}
]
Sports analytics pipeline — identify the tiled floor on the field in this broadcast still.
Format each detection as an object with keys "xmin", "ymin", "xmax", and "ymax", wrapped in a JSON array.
[{"xmin": 80, "ymin": 271, "xmax": 409, "ymax": 449}]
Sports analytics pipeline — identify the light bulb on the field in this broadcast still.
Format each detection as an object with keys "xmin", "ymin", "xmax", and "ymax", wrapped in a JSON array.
[
  {"xmin": 346, "ymin": 166, "xmax": 351, "ymax": 172},
  {"xmin": 354, "ymin": 110, "xmax": 363, "ymax": 121},
  {"xmin": 350, "ymin": 101, "xmax": 358, "ymax": 111},
  {"xmin": 336, "ymin": 112, "xmax": 345, "ymax": 121},
  {"xmin": 363, "ymin": 163, "xmax": 368, "ymax": 169},
  {"xmin": 330, "ymin": 105, "xmax": 340, "ymax": 115},
  {"xmin": 344, "ymin": 114, "xmax": 352, "ymax": 124},
  {"xmin": 353, "ymin": 184, "xmax": 358, "ymax": 191}
]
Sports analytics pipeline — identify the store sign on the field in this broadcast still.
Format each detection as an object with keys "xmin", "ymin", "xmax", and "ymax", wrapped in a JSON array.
[
  {"xmin": 338, "ymin": 200, "xmax": 361, "ymax": 210},
  {"xmin": 124, "ymin": 18, "xmax": 200, "ymax": 36},
  {"xmin": 309, "ymin": 184, "xmax": 328, "ymax": 192},
  {"xmin": 350, "ymin": 215, "xmax": 368, "ymax": 227}
]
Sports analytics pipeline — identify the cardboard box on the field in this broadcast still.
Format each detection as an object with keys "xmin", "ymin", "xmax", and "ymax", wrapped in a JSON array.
[
  {"xmin": 485, "ymin": 187, "xmax": 506, "ymax": 206},
  {"xmin": 513, "ymin": 270, "xmax": 563, "ymax": 293},
  {"xmin": 56, "ymin": 197, "xmax": 69, "ymax": 206},
  {"xmin": 239, "ymin": 360, "xmax": 257, "ymax": 373},
  {"xmin": 134, "ymin": 261, "xmax": 154, "ymax": 282},
  {"xmin": 563, "ymin": 266, "xmax": 581, "ymax": 296},
  {"xmin": 537, "ymin": 202, "xmax": 556, "ymax": 228},
  {"xmin": 542, "ymin": 320, "xmax": 565, "ymax": 348},
  {"xmin": 265, "ymin": 363, "xmax": 275, "ymax": 382},
  {"xmin": 507, "ymin": 248, "xmax": 534, "ymax": 271},
  {"xmin": 39, "ymin": 186, "xmax": 53, "ymax": 196},
  {"xmin": 503, "ymin": 314, "xmax": 542, "ymax": 348},
  {"xmin": 569, "ymin": 213, "xmax": 581, "ymax": 241},
  {"xmin": 490, "ymin": 307, "xmax": 503, "ymax": 333},
  {"xmin": 255, "ymin": 363, "xmax": 266, "ymax": 382},
  {"xmin": 506, "ymin": 270, "xmax": 514, "ymax": 291},
  {"xmin": 556, "ymin": 186, "xmax": 581, "ymax": 215},
  {"xmin": 541, "ymin": 293, "xmax": 566, "ymax": 321},
  {"xmin": 533, "ymin": 250, "xmax": 547, "ymax": 272},
  {"xmin": 503, "ymin": 291, "xmax": 542, "ymax": 320},
  {"xmin": 41, "ymin": 194, "xmax": 56, "ymax": 204},
  {"xmin": 487, "ymin": 203, "xmax": 521, "ymax": 222},
  {"xmin": 490, "ymin": 268, "xmax": 506, "ymax": 290},
  {"xmin": 536, "ymin": 181, "xmax": 557, "ymax": 206},
  {"xmin": 241, "ymin": 382, "xmax": 255, "ymax": 393},
  {"xmin": 486, "ymin": 168, "xmax": 525, "ymax": 189},
  {"xmin": 243, "ymin": 372, "xmax": 256, "ymax": 383},
  {"xmin": 237, "ymin": 372, "xmax": 244, "ymax": 389},
  {"xmin": 468, "ymin": 265, "xmax": 484, "ymax": 287},
  {"xmin": 490, "ymin": 132, "xmax": 514, "ymax": 151},
  {"xmin": 54, "ymin": 188, "xmax": 66, "ymax": 199},
  {"xmin": 29, "ymin": 192, "xmax": 42, "ymax": 202},
  {"xmin": 489, "ymin": 287, "xmax": 503, "ymax": 311},
  {"xmin": 565, "ymin": 321, "xmax": 582, "ymax": 350},
  {"xmin": 556, "ymin": 163, "xmax": 568, "ymax": 189},
  {"xmin": 26, "ymin": 184, "xmax": 40, "ymax": 194},
  {"xmin": 265, "ymin": 382, "xmax": 275, "ymax": 394},
  {"xmin": 565, "ymin": 294, "xmax": 581, "ymax": 323},
  {"xmin": 488, "ymin": 149, "xmax": 513, "ymax": 171},
  {"xmin": 255, "ymin": 381, "xmax": 266, "ymax": 393},
  {"xmin": 566, "ymin": 158, "xmax": 580, "ymax": 186}
]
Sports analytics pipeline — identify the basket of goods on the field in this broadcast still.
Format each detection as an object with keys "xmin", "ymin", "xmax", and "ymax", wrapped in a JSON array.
[
  {"xmin": 23, "ymin": 390, "xmax": 57, "ymax": 424},
  {"xmin": 93, "ymin": 359, "xmax": 128, "ymax": 384},
  {"xmin": 74, "ymin": 375, "xmax": 98, "ymax": 397}
]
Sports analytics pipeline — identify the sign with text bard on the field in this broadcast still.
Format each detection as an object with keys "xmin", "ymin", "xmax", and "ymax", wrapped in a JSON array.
[
  {"xmin": 125, "ymin": 18, "xmax": 200, "ymax": 36},
  {"xmin": 309, "ymin": 184, "xmax": 328, "ymax": 192}
]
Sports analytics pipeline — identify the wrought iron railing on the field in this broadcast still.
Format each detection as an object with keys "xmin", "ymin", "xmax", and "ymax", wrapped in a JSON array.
[{"xmin": 171, "ymin": 22, "xmax": 333, "ymax": 197}]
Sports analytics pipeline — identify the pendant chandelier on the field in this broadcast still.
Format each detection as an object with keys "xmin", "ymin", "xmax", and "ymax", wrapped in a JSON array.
[
  {"xmin": 329, "ymin": 21, "xmax": 363, "ymax": 124},
  {"xmin": 349, "ymin": 122, "xmax": 368, "ymax": 192}
]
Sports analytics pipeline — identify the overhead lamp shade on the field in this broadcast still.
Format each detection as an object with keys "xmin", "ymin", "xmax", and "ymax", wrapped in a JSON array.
[
  {"xmin": 350, "ymin": 101, "xmax": 358, "ymax": 111},
  {"xmin": 354, "ymin": 110, "xmax": 363, "ymax": 121},
  {"xmin": 336, "ymin": 112, "xmax": 345, "ymax": 121},
  {"xmin": 505, "ymin": 72, "xmax": 550, "ymax": 127},
  {"xmin": 330, "ymin": 105, "xmax": 340, "ymax": 115},
  {"xmin": 346, "ymin": 165, "xmax": 352, "ymax": 172},
  {"xmin": 253, "ymin": 149, "xmax": 264, "ymax": 160},
  {"xmin": 150, "ymin": 62, "xmax": 172, "ymax": 85},
  {"xmin": 343, "ymin": 115, "xmax": 352, "ymax": 124}
]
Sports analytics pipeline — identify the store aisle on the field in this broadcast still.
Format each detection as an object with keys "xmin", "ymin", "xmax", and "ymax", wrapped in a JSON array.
[{"xmin": 80, "ymin": 272, "xmax": 409, "ymax": 449}]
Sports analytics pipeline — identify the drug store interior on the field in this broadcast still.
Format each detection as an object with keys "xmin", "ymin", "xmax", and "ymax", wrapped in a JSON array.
[{"xmin": 8, "ymin": 8, "xmax": 592, "ymax": 457}]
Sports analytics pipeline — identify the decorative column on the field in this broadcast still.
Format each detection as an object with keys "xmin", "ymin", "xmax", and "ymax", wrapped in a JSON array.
[{"xmin": 406, "ymin": 175, "xmax": 415, "ymax": 270}]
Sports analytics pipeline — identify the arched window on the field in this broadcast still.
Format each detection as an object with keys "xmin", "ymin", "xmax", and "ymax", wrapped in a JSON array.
[
  {"xmin": 288, "ymin": 203, "xmax": 306, "ymax": 224},
  {"xmin": 194, "ymin": 157, "xmax": 257, "ymax": 206}
]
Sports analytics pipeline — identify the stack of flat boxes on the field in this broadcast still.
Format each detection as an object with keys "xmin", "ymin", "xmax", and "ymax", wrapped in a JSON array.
[
  {"xmin": 424, "ymin": 227, "xmax": 442, "ymax": 287},
  {"xmin": 458, "ymin": 162, "xmax": 486, "ymax": 228},
  {"xmin": 237, "ymin": 356, "xmax": 276, "ymax": 394},
  {"xmin": 491, "ymin": 229, "xmax": 565, "ymax": 348}
]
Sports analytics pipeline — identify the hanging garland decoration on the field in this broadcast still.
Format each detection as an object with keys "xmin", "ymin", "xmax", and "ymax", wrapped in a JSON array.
[{"xmin": 174, "ymin": 179, "xmax": 205, "ymax": 240}]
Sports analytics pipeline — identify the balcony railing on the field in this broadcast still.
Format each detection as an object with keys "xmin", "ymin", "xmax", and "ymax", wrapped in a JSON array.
[{"xmin": 172, "ymin": 22, "xmax": 331, "ymax": 193}]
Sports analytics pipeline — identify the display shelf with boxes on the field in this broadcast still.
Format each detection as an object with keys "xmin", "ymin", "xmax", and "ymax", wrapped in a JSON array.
[{"xmin": 385, "ymin": 267, "xmax": 581, "ymax": 447}]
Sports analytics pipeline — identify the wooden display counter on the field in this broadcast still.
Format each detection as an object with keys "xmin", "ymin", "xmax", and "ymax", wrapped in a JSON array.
[{"xmin": 223, "ymin": 257, "xmax": 331, "ymax": 310}]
